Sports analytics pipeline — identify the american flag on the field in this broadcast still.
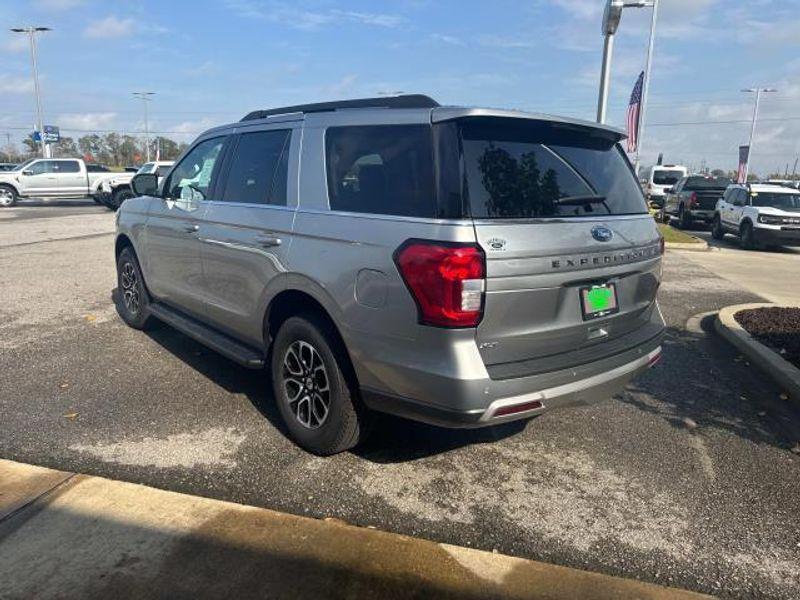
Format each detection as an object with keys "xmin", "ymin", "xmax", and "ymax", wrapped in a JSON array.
[
  {"xmin": 737, "ymin": 145, "xmax": 749, "ymax": 183},
  {"xmin": 626, "ymin": 71, "xmax": 645, "ymax": 153}
]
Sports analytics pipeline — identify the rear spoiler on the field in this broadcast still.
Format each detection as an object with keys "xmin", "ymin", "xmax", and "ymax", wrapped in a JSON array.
[{"xmin": 431, "ymin": 107, "xmax": 626, "ymax": 141}]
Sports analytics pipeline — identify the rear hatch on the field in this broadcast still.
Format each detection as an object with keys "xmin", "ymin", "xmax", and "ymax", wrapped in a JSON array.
[{"xmin": 444, "ymin": 116, "xmax": 662, "ymax": 377}]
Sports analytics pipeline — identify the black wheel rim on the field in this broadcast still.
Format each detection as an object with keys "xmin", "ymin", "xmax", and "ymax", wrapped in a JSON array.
[{"xmin": 120, "ymin": 262, "xmax": 140, "ymax": 315}]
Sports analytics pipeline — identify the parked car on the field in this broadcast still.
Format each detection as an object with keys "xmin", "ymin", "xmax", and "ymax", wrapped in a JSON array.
[
  {"xmin": 0, "ymin": 158, "xmax": 115, "ymax": 207},
  {"xmin": 712, "ymin": 183, "xmax": 800, "ymax": 249},
  {"xmin": 660, "ymin": 175, "xmax": 732, "ymax": 228},
  {"xmin": 0, "ymin": 163, "xmax": 17, "ymax": 172},
  {"xmin": 643, "ymin": 164, "xmax": 687, "ymax": 208},
  {"xmin": 116, "ymin": 94, "xmax": 665, "ymax": 454},
  {"xmin": 98, "ymin": 161, "xmax": 174, "ymax": 210}
]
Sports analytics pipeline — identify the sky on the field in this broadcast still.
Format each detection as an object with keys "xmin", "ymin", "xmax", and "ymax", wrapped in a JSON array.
[{"xmin": 1, "ymin": 0, "xmax": 799, "ymax": 175}]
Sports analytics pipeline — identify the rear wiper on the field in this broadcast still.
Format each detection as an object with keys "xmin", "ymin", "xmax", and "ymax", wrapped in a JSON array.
[{"xmin": 556, "ymin": 195, "xmax": 607, "ymax": 206}]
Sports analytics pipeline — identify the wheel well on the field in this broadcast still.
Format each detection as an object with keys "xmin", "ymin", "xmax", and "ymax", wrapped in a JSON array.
[
  {"xmin": 115, "ymin": 234, "xmax": 134, "ymax": 259},
  {"xmin": 264, "ymin": 290, "xmax": 357, "ymax": 383},
  {"xmin": 0, "ymin": 182, "xmax": 18, "ymax": 194},
  {"xmin": 740, "ymin": 218, "xmax": 753, "ymax": 231}
]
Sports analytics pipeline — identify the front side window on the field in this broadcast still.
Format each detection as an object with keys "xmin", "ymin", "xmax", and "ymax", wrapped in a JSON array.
[
  {"xmin": 461, "ymin": 120, "xmax": 646, "ymax": 219},
  {"xmin": 222, "ymin": 130, "xmax": 290, "ymax": 205},
  {"xmin": 137, "ymin": 163, "xmax": 155, "ymax": 175},
  {"xmin": 28, "ymin": 160, "xmax": 54, "ymax": 175},
  {"xmin": 326, "ymin": 125, "xmax": 435, "ymax": 217},
  {"xmin": 165, "ymin": 137, "xmax": 226, "ymax": 200}
]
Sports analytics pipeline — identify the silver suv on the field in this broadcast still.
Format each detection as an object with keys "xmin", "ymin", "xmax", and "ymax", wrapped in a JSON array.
[{"xmin": 116, "ymin": 95, "xmax": 665, "ymax": 455}]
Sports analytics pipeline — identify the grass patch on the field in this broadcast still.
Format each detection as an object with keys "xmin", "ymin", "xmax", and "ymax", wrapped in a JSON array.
[{"xmin": 657, "ymin": 222, "xmax": 702, "ymax": 244}]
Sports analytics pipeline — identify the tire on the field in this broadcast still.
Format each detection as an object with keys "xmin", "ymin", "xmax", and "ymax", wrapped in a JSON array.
[
  {"xmin": 711, "ymin": 215, "xmax": 725, "ymax": 240},
  {"xmin": 659, "ymin": 207, "xmax": 670, "ymax": 224},
  {"xmin": 115, "ymin": 247, "xmax": 152, "ymax": 329},
  {"xmin": 111, "ymin": 187, "xmax": 135, "ymax": 210},
  {"xmin": 678, "ymin": 205, "xmax": 692, "ymax": 230},
  {"xmin": 271, "ymin": 314, "xmax": 366, "ymax": 455},
  {"xmin": 0, "ymin": 184, "xmax": 17, "ymax": 208},
  {"xmin": 740, "ymin": 222, "xmax": 758, "ymax": 250},
  {"xmin": 92, "ymin": 196, "xmax": 103, "ymax": 205}
]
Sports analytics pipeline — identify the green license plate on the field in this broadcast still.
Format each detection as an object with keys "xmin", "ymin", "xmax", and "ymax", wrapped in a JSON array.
[{"xmin": 580, "ymin": 283, "xmax": 619, "ymax": 321}]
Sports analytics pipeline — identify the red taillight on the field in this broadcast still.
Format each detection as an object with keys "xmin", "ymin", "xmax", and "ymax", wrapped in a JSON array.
[
  {"xmin": 494, "ymin": 400, "xmax": 543, "ymax": 417},
  {"xmin": 394, "ymin": 240, "xmax": 485, "ymax": 328},
  {"xmin": 689, "ymin": 192, "xmax": 698, "ymax": 207},
  {"xmin": 659, "ymin": 236, "xmax": 665, "ymax": 255}
]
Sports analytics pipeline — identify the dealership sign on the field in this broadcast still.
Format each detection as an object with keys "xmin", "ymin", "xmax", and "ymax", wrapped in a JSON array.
[{"xmin": 31, "ymin": 125, "xmax": 60, "ymax": 143}]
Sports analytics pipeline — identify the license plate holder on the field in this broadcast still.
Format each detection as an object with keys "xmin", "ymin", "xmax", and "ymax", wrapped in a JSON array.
[{"xmin": 580, "ymin": 283, "xmax": 619, "ymax": 321}]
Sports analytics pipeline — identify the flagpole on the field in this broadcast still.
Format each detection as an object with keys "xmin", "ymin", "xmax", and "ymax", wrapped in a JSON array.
[{"xmin": 633, "ymin": 0, "xmax": 658, "ymax": 176}]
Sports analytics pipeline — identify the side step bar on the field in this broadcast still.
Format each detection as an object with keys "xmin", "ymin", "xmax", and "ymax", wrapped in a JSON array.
[{"xmin": 148, "ymin": 303, "xmax": 265, "ymax": 369}]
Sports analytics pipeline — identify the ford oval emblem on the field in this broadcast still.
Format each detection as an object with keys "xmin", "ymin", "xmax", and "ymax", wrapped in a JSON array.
[{"xmin": 591, "ymin": 225, "xmax": 613, "ymax": 242}]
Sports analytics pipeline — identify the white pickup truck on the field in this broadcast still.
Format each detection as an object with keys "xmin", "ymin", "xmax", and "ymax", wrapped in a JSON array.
[
  {"xmin": 0, "ymin": 158, "xmax": 119, "ymax": 207},
  {"xmin": 97, "ymin": 161, "xmax": 174, "ymax": 210}
]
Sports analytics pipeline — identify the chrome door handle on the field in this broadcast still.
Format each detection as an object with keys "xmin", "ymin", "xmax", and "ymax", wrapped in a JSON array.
[
  {"xmin": 183, "ymin": 224, "xmax": 199, "ymax": 233},
  {"xmin": 257, "ymin": 235, "xmax": 282, "ymax": 247}
]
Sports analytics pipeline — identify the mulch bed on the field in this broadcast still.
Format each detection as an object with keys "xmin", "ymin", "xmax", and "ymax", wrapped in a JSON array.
[{"xmin": 735, "ymin": 307, "xmax": 800, "ymax": 370}]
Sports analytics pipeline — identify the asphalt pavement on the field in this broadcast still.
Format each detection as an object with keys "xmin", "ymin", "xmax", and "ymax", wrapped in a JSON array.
[{"xmin": 2, "ymin": 200, "xmax": 799, "ymax": 599}]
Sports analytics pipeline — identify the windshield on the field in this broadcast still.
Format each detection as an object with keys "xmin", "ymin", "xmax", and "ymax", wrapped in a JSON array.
[
  {"xmin": 751, "ymin": 192, "xmax": 800, "ymax": 210},
  {"xmin": 136, "ymin": 162, "xmax": 155, "ymax": 174},
  {"xmin": 652, "ymin": 170, "xmax": 684, "ymax": 185},
  {"xmin": 13, "ymin": 158, "xmax": 36, "ymax": 171},
  {"xmin": 459, "ymin": 120, "xmax": 646, "ymax": 219}
]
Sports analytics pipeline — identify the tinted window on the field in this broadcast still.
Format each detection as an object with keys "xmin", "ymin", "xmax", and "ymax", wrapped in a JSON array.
[
  {"xmin": 652, "ymin": 170, "xmax": 684, "ymax": 185},
  {"xmin": 326, "ymin": 125, "xmax": 435, "ymax": 217},
  {"xmin": 137, "ymin": 163, "xmax": 155, "ymax": 175},
  {"xmin": 461, "ymin": 120, "xmax": 646, "ymax": 219},
  {"xmin": 222, "ymin": 130, "xmax": 290, "ymax": 205},
  {"xmin": 86, "ymin": 164, "xmax": 109, "ymax": 172},
  {"xmin": 684, "ymin": 176, "xmax": 732, "ymax": 190},
  {"xmin": 165, "ymin": 137, "xmax": 226, "ymax": 200},
  {"xmin": 28, "ymin": 161, "xmax": 54, "ymax": 175},
  {"xmin": 751, "ymin": 192, "xmax": 800, "ymax": 209},
  {"xmin": 57, "ymin": 160, "xmax": 80, "ymax": 173},
  {"xmin": 155, "ymin": 165, "xmax": 172, "ymax": 177}
]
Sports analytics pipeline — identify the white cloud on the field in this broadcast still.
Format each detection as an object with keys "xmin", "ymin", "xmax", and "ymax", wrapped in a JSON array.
[
  {"xmin": 323, "ymin": 74, "xmax": 358, "ymax": 97},
  {"xmin": 0, "ymin": 75, "xmax": 35, "ymax": 94},
  {"xmin": 479, "ymin": 35, "xmax": 535, "ymax": 49},
  {"xmin": 57, "ymin": 112, "xmax": 118, "ymax": 130},
  {"xmin": 223, "ymin": 1, "xmax": 404, "ymax": 31},
  {"xmin": 430, "ymin": 33, "xmax": 464, "ymax": 46},
  {"xmin": 3, "ymin": 36, "xmax": 29, "ymax": 53},
  {"xmin": 83, "ymin": 16, "xmax": 136, "ymax": 40},
  {"xmin": 170, "ymin": 117, "xmax": 218, "ymax": 137},
  {"xmin": 550, "ymin": 0, "xmax": 602, "ymax": 20},
  {"xmin": 33, "ymin": 0, "xmax": 86, "ymax": 9}
]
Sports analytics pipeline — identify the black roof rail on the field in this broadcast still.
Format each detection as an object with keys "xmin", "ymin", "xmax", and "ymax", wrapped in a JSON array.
[{"xmin": 240, "ymin": 94, "xmax": 440, "ymax": 122}]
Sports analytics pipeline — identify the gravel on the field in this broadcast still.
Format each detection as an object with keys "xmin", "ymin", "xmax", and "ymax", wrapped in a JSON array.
[{"xmin": 735, "ymin": 307, "xmax": 800, "ymax": 370}]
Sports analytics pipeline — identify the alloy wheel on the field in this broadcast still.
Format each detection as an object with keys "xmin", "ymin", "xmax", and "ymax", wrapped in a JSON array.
[
  {"xmin": 0, "ymin": 188, "xmax": 14, "ymax": 207},
  {"xmin": 282, "ymin": 340, "xmax": 331, "ymax": 429},
  {"xmin": 120, "ymin": 262, "xmax": 140, "ymax": 315}
]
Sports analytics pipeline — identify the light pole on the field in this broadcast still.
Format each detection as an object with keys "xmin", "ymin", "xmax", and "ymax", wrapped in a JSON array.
[
  {"xmin": 11, "ymin": 26, "xmax": 51, "ymax": 158},
  {"xmin": 742, "ymin": 87, "xmax": 776, "ymax": 182},
  {"xmin": 597, "ymin": 0, "xmax": 654, "ymax": 125},
  {"xmin": 132, "ymin": 91, "xmax": 155, "ymax": 162},
  {"xmin": 633, "ymin": 0, "xmax": 659, "ymax": 175}
]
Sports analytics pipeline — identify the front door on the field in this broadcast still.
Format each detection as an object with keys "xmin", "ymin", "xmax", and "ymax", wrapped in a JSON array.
[
  {"xmin": 19, "ymin": 160, "xmax": 58, "ymax": 195},
  {"xmin": 199, "ymin": 127, "xmax": 295, "ymax": 347},
  {"xmin": 143, "ymin": 136, "xmax": 228, "ymax": 317}
]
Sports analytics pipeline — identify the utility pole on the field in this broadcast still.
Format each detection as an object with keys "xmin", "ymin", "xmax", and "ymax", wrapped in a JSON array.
[
  {"xmin": 741, "ymin": 87, "xmax": 776, "ymax": 182},
  {"xmin": 633, "ymin": 0, "xmax": 658, "ymax": 175},
  {"xmin": 11, "ymin": 26, "xmax": 51, "ymax": 158},
  {"xmin": 132, "ymin": 91, "xmax": 155, "ymax": 162}
]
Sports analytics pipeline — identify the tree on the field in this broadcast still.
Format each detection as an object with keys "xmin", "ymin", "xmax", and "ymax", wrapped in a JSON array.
[
  {"xmin": 53, "ymin": 136, "xmax": 79, "ymax": 158},
  {"xmin": 711, "ymin": 169, "xmax": 727, "ymax": 177},
  {"xmin": 78, "ymin": 134, "xmax": 106, "ymax": 163}
]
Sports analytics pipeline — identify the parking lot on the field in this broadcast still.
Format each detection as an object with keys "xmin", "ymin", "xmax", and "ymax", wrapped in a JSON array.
[{"xmin": 2, "ymin": 199, "xmax": 800, "ymax": 599}]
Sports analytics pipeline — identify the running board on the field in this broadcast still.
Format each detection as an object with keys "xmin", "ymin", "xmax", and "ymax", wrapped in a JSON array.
[{"xmin": 148, "ymin": 303, "xmax": 265, "ymax": 369}]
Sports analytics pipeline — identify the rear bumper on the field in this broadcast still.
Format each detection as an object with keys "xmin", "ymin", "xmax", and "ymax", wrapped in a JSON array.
[
  {"xmin": 360, "ymin": 320, "xmax": 664, "ymax": 429},
  {"xmin": 753, "ymin": 226, "xmax": 800, "ymax": 246},
  {"xmin": 687, "ymin": 209, "xmax": 715, "ymax": 222}
]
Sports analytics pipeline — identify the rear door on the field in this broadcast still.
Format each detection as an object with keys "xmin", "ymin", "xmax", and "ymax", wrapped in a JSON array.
[
  {"xmin": 456, "ymin": 118, "xmax": 662, "ymax": 373},
  {"xmin": 198, "ymin": 126, "xmax": 296, "ymax": 347},
  {"xmin": 54, "ymin": 160, "xmax": 86, "ymax": 196}
]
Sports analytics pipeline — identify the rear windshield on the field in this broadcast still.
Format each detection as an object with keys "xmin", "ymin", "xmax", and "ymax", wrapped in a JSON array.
[
  {"xmin": 460, "ymin": 120, "xmax": 645, "ymax": 219},
  {"xmin": 684, "ymin": 176, "xmax": 732, "ymax": 190},
  {"xmin": 652, "ymin": 170, "xmax": 684, "ymax": 185},
  {"xmin": 751, "ymin": 192, "xmax": 800, "ymax": 210}
]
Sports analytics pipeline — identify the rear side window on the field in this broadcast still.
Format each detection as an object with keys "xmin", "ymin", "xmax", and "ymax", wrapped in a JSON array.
[
  {"xmin": 57, "ymin": 160, "xmax": 80, "ymax": 173},
  {"xmin": 222, "ymin": 130, "xmax": 290, "ymax": 206},
  {"xmin": 325, "ymin": 125, "xmax": 435, "ymax": 217},
  {"xmin": 684, "ymin": 176, "xmax": 732, "ymax": 190},
  {"xmin": 460, "ymin": 120, "xmax": 646, "ymax": 219}
]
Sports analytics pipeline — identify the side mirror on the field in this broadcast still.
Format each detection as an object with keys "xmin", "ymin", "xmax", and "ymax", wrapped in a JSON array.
[
  {"xmin": 131, "ymin": 173, "xmax": 159, "ymax": 197},
  {"xmin": 21, "ymin": 169, "xmax": 33, "ymax": 176}
]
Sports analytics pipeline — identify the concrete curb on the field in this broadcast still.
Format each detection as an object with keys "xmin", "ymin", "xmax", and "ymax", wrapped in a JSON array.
[
  {"xmin": 665, "ymin": 239, "xmax": 709, "ymax": 252},
  {"xmin": 0, "ymin": 459, "xmax": 713, "ymax": 600},
  {"xmin": 715, "ymin": 303, "xmax": 800, "ymax": 405}
]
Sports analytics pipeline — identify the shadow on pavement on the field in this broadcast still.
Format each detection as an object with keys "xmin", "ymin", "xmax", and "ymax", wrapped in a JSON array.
[{"xmin": 621, "ymin": 320, "xmax": 800, "ymax": 450}]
